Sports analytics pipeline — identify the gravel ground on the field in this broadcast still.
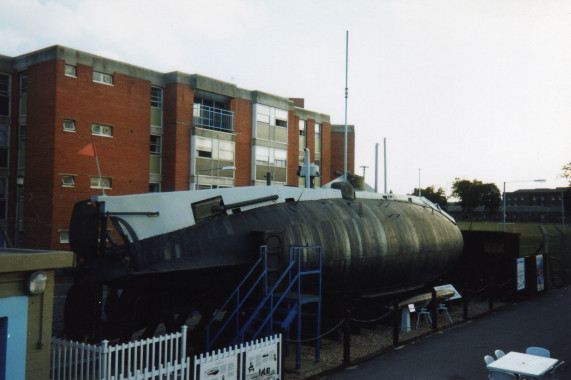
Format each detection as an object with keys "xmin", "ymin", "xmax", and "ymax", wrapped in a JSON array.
[{"xmin": 283, "ymin": 299, "xmax": 507, "ymax": 380}]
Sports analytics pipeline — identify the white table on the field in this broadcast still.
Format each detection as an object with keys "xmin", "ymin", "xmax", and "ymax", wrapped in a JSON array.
[{"xmin": 487, "ymin": 351, "xmax": 559, "ymax": 378}]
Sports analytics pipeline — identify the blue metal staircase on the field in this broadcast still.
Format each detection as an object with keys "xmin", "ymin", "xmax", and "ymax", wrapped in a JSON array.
[{"xmin": 205, "ymin": 245, "xmax": 322, "ymax": 367}]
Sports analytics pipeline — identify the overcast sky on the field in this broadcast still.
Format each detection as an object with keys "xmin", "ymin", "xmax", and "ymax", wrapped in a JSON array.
[{"xmin": 2, "ymin": 0, "xmax": 570, "ymax": 195}]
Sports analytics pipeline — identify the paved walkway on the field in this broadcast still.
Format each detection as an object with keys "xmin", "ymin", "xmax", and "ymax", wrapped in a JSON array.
[{"xmin": 323, "ymin": 286, "xmax": 571, "ymax": 380}]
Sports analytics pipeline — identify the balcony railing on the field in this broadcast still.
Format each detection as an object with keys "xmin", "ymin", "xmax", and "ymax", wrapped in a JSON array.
[{"xmin": 193, "ymin": 104, "xmax": 234, "ymax": 132}]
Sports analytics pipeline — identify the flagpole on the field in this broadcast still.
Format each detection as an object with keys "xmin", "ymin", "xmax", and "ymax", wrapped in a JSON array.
[
  {"xmin": 92, "ymin": 142, "xmax": 105, "ymax": 196},
  {"xmin": 344, "ymin": 30, "xmax": 349, "ymax": 181}
]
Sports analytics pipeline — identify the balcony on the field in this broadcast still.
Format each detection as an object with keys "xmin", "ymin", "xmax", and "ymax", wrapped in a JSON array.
[{"xmin": 193, "ymin": 104, "xmax": 234, "ymax": 132}]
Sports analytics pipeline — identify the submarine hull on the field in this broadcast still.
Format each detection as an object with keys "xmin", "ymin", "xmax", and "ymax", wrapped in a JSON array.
[{"xmin": 65, "ymin": 185, "xmax": 463, "ymax": 341}]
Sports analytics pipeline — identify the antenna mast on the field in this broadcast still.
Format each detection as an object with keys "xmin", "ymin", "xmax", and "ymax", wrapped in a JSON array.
[{"xmin": 344, "ymin": 30, "xmax": 349, "ymax": 180}]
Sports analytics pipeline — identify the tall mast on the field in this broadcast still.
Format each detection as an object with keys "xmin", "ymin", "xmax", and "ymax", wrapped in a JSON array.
[{"xmin": 344, "ymin": 30, "xmax": 349, "ymax": 180}]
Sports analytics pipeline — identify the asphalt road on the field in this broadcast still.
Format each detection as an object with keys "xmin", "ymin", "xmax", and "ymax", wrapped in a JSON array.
[{"xmin": 323, "ymin": 286, "xmax": 571, "ymax": 380}]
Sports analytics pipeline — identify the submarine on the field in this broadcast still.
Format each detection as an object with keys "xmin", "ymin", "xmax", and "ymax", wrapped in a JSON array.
[{"xmin": 64, "ymin": 179, "xmax": 463, "ymax": 343}]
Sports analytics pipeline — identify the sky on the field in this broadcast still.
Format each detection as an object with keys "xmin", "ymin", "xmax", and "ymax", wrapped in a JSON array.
[{"xmin": 2, "ymin": 0, "xmax": 570, "ymax": 196}]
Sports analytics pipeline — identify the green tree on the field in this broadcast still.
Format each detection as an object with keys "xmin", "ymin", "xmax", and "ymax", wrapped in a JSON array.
[
  {"xmin": 451, "ymin": 179, "xmax": 501, "ymax": 218},
  {"xmin": 562, "ymin": 162, "xmax": 571, "ymax": 216},
  {"xmin": 411, "ymin": 186, "xmax": 448, "ymax": 209},
  {"xmin": 480, "ymin": 183, "xmax": 501, "ymax": 216},
  {"xmin": 451, "ymin": 178, "xmax": 483, "ymax": 213},
  {"xmin": 563, "ymin": 162, "xmax": 571, "ymax": 185}
]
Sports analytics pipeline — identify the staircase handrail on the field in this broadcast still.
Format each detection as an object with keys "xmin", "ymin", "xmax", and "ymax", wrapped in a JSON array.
[
  {"xmin": 206, "ymin": 246, "xmax": 268, "ymax": 349},
  {"xmin": 239, "ymin": 245, "xmax": 322, "ymax": 341}
]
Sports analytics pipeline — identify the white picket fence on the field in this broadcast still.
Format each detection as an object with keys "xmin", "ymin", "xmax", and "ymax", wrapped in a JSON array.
[
  {"xmin": 194, "ymin": 334, "xmax": 281, "ymax": 380},
  {"xmin": 51, "ymin": 326, "xmax": 190, "ymax": 380}
]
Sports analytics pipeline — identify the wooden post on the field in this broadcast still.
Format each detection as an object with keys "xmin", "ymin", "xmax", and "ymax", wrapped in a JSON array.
[
  {"xmin": 489, "ymin": 276, "xmax": 494, "ymax": 312},
  {"xmin": 431, "ymin": 288, "xmax": 437, "ymax": 330},
  {"xmin": 343, "ymin": 307, "xmax": 351, "ymax": 364},
  {"xmin": 392, "ymin": 299, "xmax": 399, "ymax": 347},
  {"xmin": 463, "ymin": 283, "xmax": 469, "ymax": 320}
]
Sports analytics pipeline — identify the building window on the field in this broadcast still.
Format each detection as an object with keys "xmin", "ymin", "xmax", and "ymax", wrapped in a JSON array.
[
  {"xmin": 150, "ymin": 135, "xmax": 161, "ymax": 175},
  {"xmin": 298, "ymin": 120, "xmax": 307, "ymax": 187},
  {"xmin": 0, "ymin": 125, "xmax": 8, "ymax": 168},
  {"xmin": 150, "ymin": 135, "xmax": 161, "ymax": 154},
  {"xmin": 151, "ymin": 86, "xmax": 163, "ymax": 127},
  {"xmin": 0, "ymin": 177, "xmax": 6, "ymax": 221},
  {"xmin": 151, "ymin": 87, "xmax": 162, "ymax": 108},
  {"xmin": 314, "ymin": 123, "xmax": 321, "ymax": 187},
  {"xmin": 193, "ymin": 100, "xmax": 234, "ymax": 132},
  {"xmin": 255, "ymin": 146, "xmax": 287, "ymax": 183},
  {"xmin": 195, "ymin": 136, "xmax": 235, "ymax": 176},
  {"xmin": 149, "ymin": 183, "xmax": 161, "ymax": 192},
  {"xmin": 18, "ymin": 125, "xmax": 25, "ymax": 169},
  {"xmin": 61, "ymin": 175, "xmax": 75, "ymax": 187},
  {"xmin": 91, "ymin": 176, "xmax": 112, "ymax": 189},
  {"xmin": 63, "ymin": 119, "xmax": 76, "ymax": 132},
  {"xmin": 65, "ymin": 65, "xmax": 77, "ymax": 77},
  {"xmin": 19, "ymin": 72, "xmax": 27, "ymax": 116},
  {"xmin": 255, "ymin": 104, "xmax": 288, "ymax": 143},
  {"xmin": 92, "ymin": 71, "xmax": 113, "ymax": 85},
  {"xmin": 0, "ymin": 73, "xmax": 9, "ymax": 116},
  {"xmin": 91, "ymin": 123, "xmax": 113, "ymax": 137},
  {"xmin": 59, "ymin": 230, "xmax": 70, "ymax": 244}
]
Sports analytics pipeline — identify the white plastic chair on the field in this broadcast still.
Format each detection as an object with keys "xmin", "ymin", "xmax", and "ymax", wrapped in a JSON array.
[
  {"xmin": 526, "ymin": 346, "xmax": 551, "ymax": 357},
  {"xmin": 547, "ymin": 360, "xmax": 565, "ymax": 380},
  {"xmin": 437, "ymin": 302, "xmax": 453, "ymax": 323},
  {"xmin": 494, "ymin": 349, "xmax": 505, "ymax": 359},
  {"xmin": 415, "ymin": 301, "xmax": 432, "ymax": 328},
  {"xmin": 484, "ymin": 355, "xmax": 495, "ymax": 365},
  {"xmin": 488, "ymin": 371, "xmax": 517, "ymax": 380}
]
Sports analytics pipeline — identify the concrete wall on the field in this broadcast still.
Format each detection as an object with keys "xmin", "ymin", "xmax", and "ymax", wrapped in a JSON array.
[{"xmin": 0, "ymin": 249, "xmax": 74, "ymax": 380}]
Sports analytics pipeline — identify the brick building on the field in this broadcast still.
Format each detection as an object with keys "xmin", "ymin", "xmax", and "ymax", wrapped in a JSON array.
[
  {"xmin": 505, "ymin": 188, "xmax": 568, "ymax": 223},
  {"xmin": 0, "ymin": 45, "xmax": 355, "ymax": 250}
]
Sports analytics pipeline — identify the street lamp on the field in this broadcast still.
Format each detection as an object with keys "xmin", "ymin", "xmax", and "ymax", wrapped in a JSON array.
[
  {"xmin": 503, "ymin": 179, "xmax": 546, "ymax": 232},
  {"xmin": 195, "ymin": 166, "xmax": 236, "ymax": 190}
]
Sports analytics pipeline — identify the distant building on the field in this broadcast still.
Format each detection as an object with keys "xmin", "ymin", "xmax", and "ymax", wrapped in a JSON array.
[
  {"xmin": 504, "ymin": 188, "xmax": 567, "ymax": 223},
  {"xmin": 447, "ymin": 187, "xmax": 568, "ymax": 223},
  {"xmin": 0, "ymin": 45, "xmax": 354, "ymax": 250}
]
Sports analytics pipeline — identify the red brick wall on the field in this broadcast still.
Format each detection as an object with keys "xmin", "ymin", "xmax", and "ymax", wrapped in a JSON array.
[
  {"xmin": 24, "ymin": 59, "xmax": 152, "ymax": 249},
  {"xmin": 22, "ymin": 61, "xmax": 57, "ymax": 249},
  {"xmin": 163, "ymin": 83, "xmax": 193, "ymax": 191},
  {"xmin": 287, "ymin": 112, "xmax": 300, "ymax": 185},
  {"xmin": 232, "ymin": 98, "xmax": 252, "ymax": 187},
  {"xmin": 330, "ymin": 127, "xmax": 355, "ymax": 178},
  {"xmin": 306, "ymin": 119, "xmax": 315, "ymax": 163},
  {"xmin": 13, "ymin": 55, "xmax": 344, "ymax": 250},
  {"xmin": 320, "ymin": 122, "xmax": 332, "ymax": 183}
]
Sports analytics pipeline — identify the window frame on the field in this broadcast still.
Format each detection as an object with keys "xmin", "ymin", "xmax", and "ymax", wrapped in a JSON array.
[
  {"xmin": 151, "ymin": 86, "xmax": 163, "ymax": 108},
  {"xmin": 63, "ymin": 119, "xmax": 76, "ymax": 132},
  {"xmin": 0, "ymin": 73, "xmax": 9, "ymax": 117},
  {"xmin": 91, "ymin": 123, "xmax": 113, "ymax": 137},
  {"xmin": 92, "ymin": 71, "xmax": 114, "ymax": 85},
  {"xmin": 0, "ymin": 177, "xmax": 6, "ymax": 221},
  {"xmin": 90, "ymin": 176, "xmax": 112, "ymax": 189},
  {"xmin": 65, "ymin": 65, "xmax": 77, "ymax": 77},
  {"xmin": 0, "ymin": 125, "xmax": 9, "ymax": 169},
  {"xmin": 59, "ymin": 230, "xmax": 70, "ymax": 244},
  {"xmin": 61, "ymin": 174, "xmax": 76, "ymax": 187},
  {"xmin": 150, "ymin": 135, "xmax": 161, "ymax": 155}
]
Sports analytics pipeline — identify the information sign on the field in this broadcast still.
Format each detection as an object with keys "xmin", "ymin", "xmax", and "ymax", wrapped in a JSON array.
[
  {"xmin": 245, "ymin": 341, "xmax": 279, "ymax": 380},
  {"xmin": 198, "ymin": 354, "xmax": 238, "ymax": 380},
  {"xmin": 537, "ymin": 254, "xmax": 544, "ymax": 291},
  {"xmin": 517, "ymin": 257, "xmax": 525, "ymax": 291}
]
